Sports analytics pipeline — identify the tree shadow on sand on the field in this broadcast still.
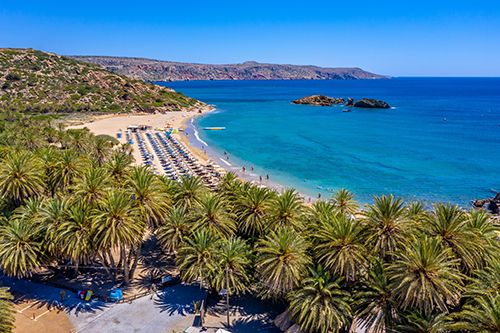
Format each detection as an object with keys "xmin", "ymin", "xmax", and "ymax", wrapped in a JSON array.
[
  {"xmin": 154, "ymin": 285, "xmax": 207, "ymax": 317},
  {"xmin": 206, "ymin": 293, "xmax": 285, "ymax": 333}
]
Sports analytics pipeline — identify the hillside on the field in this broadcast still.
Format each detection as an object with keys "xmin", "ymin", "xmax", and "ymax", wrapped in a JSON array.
[
  {"xmin": 69, "ymin": 56, "xmax": 389, "ymax": 82},
  {"xmin": 0, "ymin": 48, "xmax": 204, "ymax": 114}
]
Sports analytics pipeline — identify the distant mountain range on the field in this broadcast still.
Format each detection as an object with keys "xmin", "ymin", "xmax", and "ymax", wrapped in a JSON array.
[{"xmin": 69, "ymin": 56, "xmax": 389, "ymax": 82}]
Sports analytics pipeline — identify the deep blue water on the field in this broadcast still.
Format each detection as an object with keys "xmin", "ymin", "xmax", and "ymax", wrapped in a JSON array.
[{"xmin": 159, "ymin": 78, "xmax": 500, "ymax": 206}]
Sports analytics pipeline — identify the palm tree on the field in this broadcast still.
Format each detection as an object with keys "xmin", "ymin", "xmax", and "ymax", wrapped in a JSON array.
[
  {"xmin": 0, "ymin": 152, "xmax": 44, "ymax": 206},
  {"xmin": 234, "ymin": 186, "xmax": 274, "ymax": 237},
  {"xmin": 49, "ymin": 149, "xmax": 87, "ymax": 194},
  {"xmin": 405, "ymin": 201, "xmax": 430, "ymax": 224},
  {"xmin": 126, "ymin": 166, "xmax": 170, "ymax": 228},
  {"xmin": 310, "ymin": 199, "xmax": 338, "ymax": 220},
  {"xmin": 0, "ymin": 287, "xmax": 15, "ymax": 333},
  {"xmin": 0, "ymin": 218, "xmax": 44, "ymax": 277},
  {"xmin": 157, "ymin": 206, "xmax": 192, "ymax": 254},
  {"xmin": 190, "ymin": 193, "xmax": 236, "ymax": 238},
  {"xmin": 43, "ymin": 126, "xmax": 58, "ymax": 144},
  {"xmin": 11, "ymin": 197, "xmax": 43, "ymax": 225},
  {"xmin": 330, "ymin": 188, "xmax": 359, "ymax": 216},
  {"xmin": 56, "ymin": 202, "xmax": 95, "ymax": 275},
  {"xmin": 66, "ymin": 129, "xmax": 90, "ymax": 152},
  {"xmin": 176, "ymin": 229, "xmax": 219, "ymax": 288},
  {"xmin": 464, "ymin": 209, "xmax": 500, "ymax": 267},
  {"xmin": 312, "ymin": 213, "xmax": 368, "ymax": 281},
  {"xmin": 72, "ymin": 167, "xmax": 111, "ymax": 206},
  {"xmin": 387, "ymin": 235, "xmax": 464, "ymax": 312},
  {"xmin": 256, "ymin": 227, "xmax": 311, "ymax": 299},
  {"xmin": 397, "ymin": 309, "xmax": 452, "ymax": 333},
  {"xmin": 174, "ymin": 175, "xmax": 208, "ymax": 209},
  {"xmin": 363, "ymin": 194, "xmax": 409, "ymax": 261},
  {"xmin": 268, "ymin": 189, "xmax": 305, "ymax": 232},
  {"xmin": 287, "ymin": 265, "xmax": 352, "ymax": 333},
  {"xmin": 94, "ymin": 190, "xmax": 145, "ymax": 284},
  {"xmin": 463, "ymin": 262, "xmax": 500, "ymax": 300},
  {"xmin": 20, "ymin": 130, "xmax": 44, "ymax": 150},
  {"xmin": 452, "ymin": 294, "xmax": 500, "ymax": 332},
  {"xmin": 217, "ymin": 171, "xmax": 242, "ymax": 200},
  {"xmin": 105, "ymin": 153, "xmax": 132, "ymax": 183},
  {"xmin": 422, "ymin": 202, "xmax": 482, "ymax": 272},
  {"xmin": 89, "ymin": 137, "xmax": 112, "ymax": 166},
  {"xmin": 211, "ymin": 237, "xmax": 251, "ymax": 295},
  {"xmin": 39, "ymin": 197, "xmax": 69, "ymax": 255},
  {"xmin": 55, "ymin": 129, "xmax": 67, "ymax": 148},
  {"xmin": 34, "ymin": 146, "xmax": 59, "ymax": 194},
  {"xmin": 354, "ymin": 261, "xmax": 399, "ymax": 333}
]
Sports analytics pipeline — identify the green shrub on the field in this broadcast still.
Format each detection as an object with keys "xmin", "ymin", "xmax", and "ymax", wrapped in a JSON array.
[{"xmin": 5, "ymin": 73, "xmax": 21, "ymax": 81}]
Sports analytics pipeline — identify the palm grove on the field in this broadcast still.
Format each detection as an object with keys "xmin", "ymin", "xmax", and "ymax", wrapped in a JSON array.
[{"xmin": 0, "ymin": 115, "xmax": 499, "ymax": 333}]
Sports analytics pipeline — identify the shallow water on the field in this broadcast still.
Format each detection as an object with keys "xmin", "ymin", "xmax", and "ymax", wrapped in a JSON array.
[{"xmin": 160, "ymin": 78, "xmax": 500, "ymax": 206}]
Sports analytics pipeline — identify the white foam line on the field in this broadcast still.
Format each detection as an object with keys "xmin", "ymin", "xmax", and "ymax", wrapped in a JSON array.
[
  {"xmin": 220, "ymin": 158, "xmax": 232, "ymax": 166},
  {"xmin": 193, "ymin": 127, "xmax": 208, "ymax": 146}
]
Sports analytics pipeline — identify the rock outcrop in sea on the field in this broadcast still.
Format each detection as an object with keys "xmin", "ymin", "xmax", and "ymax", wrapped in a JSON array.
[
  {"xmin": 292, "ymin": 95, "xmax": 346, "ymax": 106},
  {"xmin": 353, "ymin": 98, "xmax": 390, "ymax": 108},
  {"xmin": 292, "ymin": 96, "xmax": 390, "ymax": 109},
  {"xmin": 472, "ymin": 192, "xmax": 500, "ymax": 214}
]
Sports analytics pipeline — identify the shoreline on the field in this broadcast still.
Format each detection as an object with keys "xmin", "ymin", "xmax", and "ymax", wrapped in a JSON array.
[
  {"xmin": 181, "ymin": 112, "xmax": 318, "ymax": 203},
  {"xmin": 68, "ymin": 108, "xmax": 318, "ymax": 204}
]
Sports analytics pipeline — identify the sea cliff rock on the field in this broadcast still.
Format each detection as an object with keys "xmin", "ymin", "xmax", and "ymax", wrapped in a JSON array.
[
  {"xmin": 472, "ymin": 192, "xmax": 500, "ymax": 214},
  {"xmin": 346, "ymin": 98, "xmax": 354, "ymax": 107},
  {"xmin": 292, "ymin": 95, "xmax": 346, "ymax": 106},
  {"xmin": 69, "ymin": 56, "xmax": 391, "ymax": 82},
  {"xmin": 353, "ymin": 98, "xmax": 390, "ymax": 108}
]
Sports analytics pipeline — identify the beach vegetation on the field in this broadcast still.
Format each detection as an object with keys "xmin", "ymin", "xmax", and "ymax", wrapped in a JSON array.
[{"xmin": 0, "ymin": 111, "xmax": 497, "ymax": 332}]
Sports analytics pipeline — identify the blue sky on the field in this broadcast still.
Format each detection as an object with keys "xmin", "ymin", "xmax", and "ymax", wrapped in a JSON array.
[{"xmin": 1, "ymin": 0, "xmax": 499, "ymax": 76}]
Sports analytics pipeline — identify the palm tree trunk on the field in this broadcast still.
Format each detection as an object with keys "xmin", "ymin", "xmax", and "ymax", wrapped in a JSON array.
[
  {"xmin": 98, "ymin": 253, "xmax": 115, "ymax": 280},
  {"xmin": 122, "ymin": 247, "xmax": 130, "ymax": 285},
  {"xmin": 107, "ymin": 249, "xmax": 117, "ymax": 275},
  {"xmin": 126, "ymin": 246, "xmax": 134, "ymax": 269},
  {"xmin": 73, "ymin": 261, "xmax": 79, "ymax": 277},
  {"xmin": 117, "ymin": 247, "xmax": 124, "ymax": 269},
  {"xmin": 128, "ymin": 243, "xmax": 141, "ymax": 282}
]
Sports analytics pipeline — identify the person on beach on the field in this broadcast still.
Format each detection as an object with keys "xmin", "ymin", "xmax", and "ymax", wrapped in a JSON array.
[
  {"xmin": 267, "ymin": 174, "xmax": 269, "ymax": 180},
  {"xmin": 260, "ymin": 175, "xmax": 262, "ymax": 182},
  {"xmin": 251, "ymin": 166, "xmax": 254, "ymax": 171},
  {"xmin": 242, "ymin": 166, "xmax": 246, "ymax": 172},
  {"xmin": 224, "ymin": 151, "xmax": 227, "ymax": 155},
  {"xmin": 227, "ymin": 156, "xmax": 229, "ymax": 161},
  {"xmin": 318, "ymin": 193, "xmax": 321, "ymax": 199}
]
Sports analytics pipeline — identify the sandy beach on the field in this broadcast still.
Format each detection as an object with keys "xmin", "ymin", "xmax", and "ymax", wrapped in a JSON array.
[{"xmin": 69, "ymin": 106, "xmax": 214, "ymax": 168}]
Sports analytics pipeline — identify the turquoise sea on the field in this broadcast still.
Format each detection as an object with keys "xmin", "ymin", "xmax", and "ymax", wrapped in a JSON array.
[{"xmin": 160, "ymin": 78, "xmax": 500, "ymax": 206}]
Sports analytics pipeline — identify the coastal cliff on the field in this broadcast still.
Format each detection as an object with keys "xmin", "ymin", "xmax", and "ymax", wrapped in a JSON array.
[
  {"xmin": 0, "ymin": 48, "xmax": 204, "ymax": 113},
  {"xmin": 68, "ymin": 56, "xmax": 389, "ymax": 82}
]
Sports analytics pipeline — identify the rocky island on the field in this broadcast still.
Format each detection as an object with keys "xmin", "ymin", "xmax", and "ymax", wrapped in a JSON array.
[
  {"xmin": 292, "ymin": 95, "xmax": 346, "ymax": 106},
  {"xmin": 353, "ymin": 98, "xmax": 390, "ymax": 108},
  {"xmin": 293, "ymin": 96, "xmax": 391, "ymax": 108}
]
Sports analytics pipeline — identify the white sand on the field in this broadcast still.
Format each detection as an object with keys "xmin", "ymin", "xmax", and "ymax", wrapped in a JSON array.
[{"xmin": 68, "ymin": 107, "xmax": 216, "ymax": 172}]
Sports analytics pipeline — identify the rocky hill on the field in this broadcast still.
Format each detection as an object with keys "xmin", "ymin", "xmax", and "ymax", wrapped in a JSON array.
[
  {"xmin": 69, "ymin": 56, "xmax": 389, "ymax": 82},
  {"xmin": 0, "ymin": 49, "xmax": 204, "ymax": 113}
]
